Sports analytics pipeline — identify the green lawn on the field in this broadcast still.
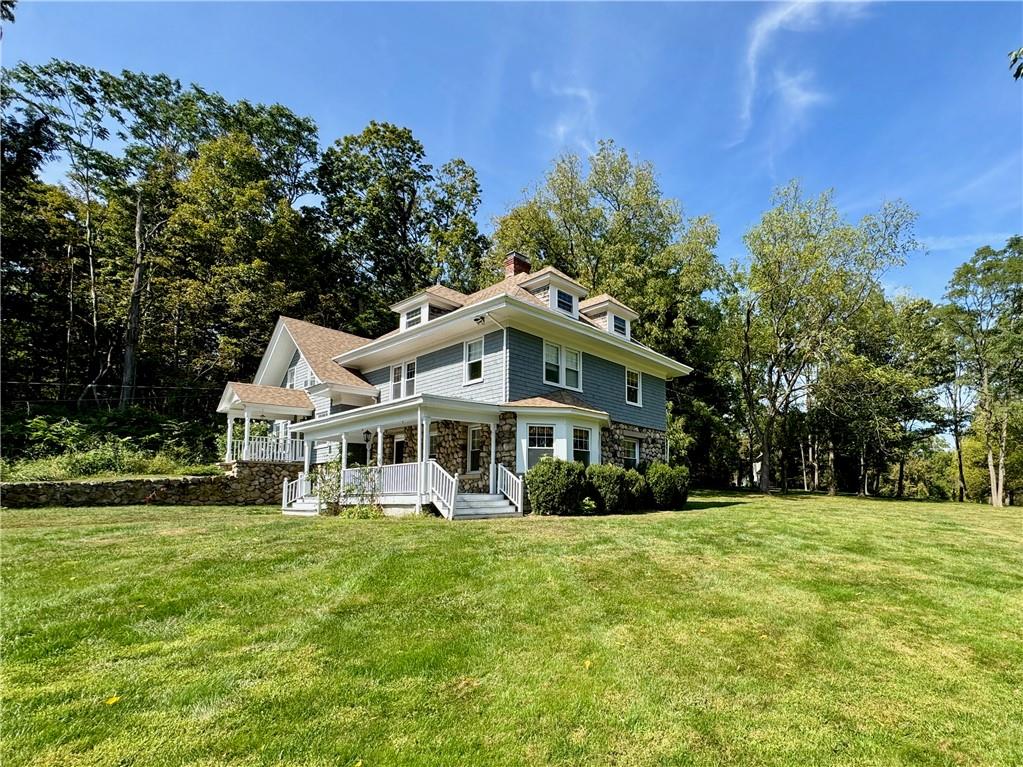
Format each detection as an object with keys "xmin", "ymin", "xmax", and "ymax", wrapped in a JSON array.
[{"xmin": 3, "ymin": 493, "xmax": 1021, "ymax": 766}]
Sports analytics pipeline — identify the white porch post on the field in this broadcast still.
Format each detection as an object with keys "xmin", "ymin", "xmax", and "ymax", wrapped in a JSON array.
[
  {"xmin": 415, "ymin": 407, "xmax": 423, "ymax": 513},
  {"xmin": 489, "ymin": 422, "xmax": 497, "ymax": 493},
  {"xmin": 341, "ymin": 434, "xmax": 348, "ymax": 470},
  {"xmin": 303, "ymin": 438, "xmax": 313, "ymax": 473},
  {"xmin": 376, "ymin": 427, "xmax": 384, "ymax": 468},
  {"xmin": 225, "ymin": 415, "xmax": 235, "ymax": 461},
  {"xmin": 242, "ymin": 411, "xmax": 251, "ymax": 460}
]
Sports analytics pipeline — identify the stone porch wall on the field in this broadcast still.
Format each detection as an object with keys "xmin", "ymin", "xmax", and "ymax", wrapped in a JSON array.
[
  {"xmin": 0, "ymin": 461, "xmax": 301, "ymax": 509},
  {"xmin": 601, "ymin": 421, "xmax": 666, "ymax": 468}
]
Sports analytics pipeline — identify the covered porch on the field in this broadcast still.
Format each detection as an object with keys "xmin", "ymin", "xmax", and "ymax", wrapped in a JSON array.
[
  {"xmin": 284, "ymin": 394, "xmax": 522, "ymax": 519},
  {"xmin": 217, "ymin": 382, "xmax": 314, "ymax": 463}
]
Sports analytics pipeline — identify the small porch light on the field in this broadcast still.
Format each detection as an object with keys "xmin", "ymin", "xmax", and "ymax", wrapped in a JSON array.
[{"xmin": 363, "ymin": 430, "xmax": 372, "ymax": 445}]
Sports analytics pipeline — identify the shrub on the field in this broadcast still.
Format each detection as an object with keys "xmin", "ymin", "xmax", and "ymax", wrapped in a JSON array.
[
  {"xmin": 624, "ymin": 468, "xmax": 652, "ymax": 510},
  {"xmin": 524, "ymin": 457, "xmax": 589, "ymax": 516},
  {"xmin": 586, "ymin": 464, "xmax": 628, "ymax": 514},
  {"xmin": 647, "ymin": 462, "xmax": 690, "ymax": 509}
]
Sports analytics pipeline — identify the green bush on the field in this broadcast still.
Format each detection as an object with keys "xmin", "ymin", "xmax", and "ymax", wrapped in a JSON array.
[
  {"xmin": 624, "ymin": 468, "xmax": 652, "ymax": 510},
  {"xmin": 647, "ymin": 462, "xmax": 690, "ymax": 509},
  {"xmin": 524, "ymin": 457, "xmax": 589, "ymax": 516},
  {"xmin": 586, "ymin": 464, "xmax": 628, "ymax": 514},
  {"xmin": 0, "ymin": 440, "xmax": 221, "ymax": 483}
]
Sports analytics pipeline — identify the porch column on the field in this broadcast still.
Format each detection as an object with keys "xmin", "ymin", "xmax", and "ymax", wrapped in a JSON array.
[
  {"xmin": 415, "ymin": 407, "xmax": 423, "ymax": 513},
  {"xmin": 376, "ymin": 427, "xmax": 384, "ymax": 468},
  {"xmin": 341, "ymin": 434, "xmax": 348, "ymax": 470},
  {"xmin": 303, "ymin": 438, "xmax": 313, "ymax": 473},
  {"xmin": 489, "ymin": 422, "xmax": 497, "ymax": 493},
  {"xmin": 225, "ymin": 415, "xmax": 235, "ymax": 461},
  {"xmin": 242, "ymin": 411, "xmax": 251, "ymax": 460}
]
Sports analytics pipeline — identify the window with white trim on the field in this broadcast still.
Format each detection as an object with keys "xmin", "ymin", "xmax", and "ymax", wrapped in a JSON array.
[
  {"xmin": 284, "ymin": 367, "xmax": 296, "ymax": 389},
  {"xmin": 612, "ymin": 314, "xmax": 628, "ymax": 337},
  {"xmin": 623, "ymin": 437, "xmax": 640, "ymax": 469},
  {"xmin": 405, "ymin": 307, "xmax": 422, "ymax": 329},
  {"xmin": 572, "ymin": 427, "xmax": 591, "ymax": 466},
  {"xmin": 527, "ymin": 424, "xmax": 555, "ymax": 469},
  {"xmin": 391, "ymin": 361, "xmax": 416, "ymax": 399},
  {"xmin": 465, "ymin": 337, "xmax": 484, "ymax": 383},
  {"xmin": 626, "ymin": 368, "xmax": 641, "ymax": 406},
  {"xmin": 556, "ymin": 289, "xmax": 574, "ymax": 314},
  {"xmin": 393, "ymin": 435, "xmax": 406, "ymax": 464},
  {"xmin": 467, "ymin": 426, "xmax": 483, "ymax": 472},
  {"xmin": 543, "ymin": 341, "xmax": 582, "ymax": 391}
]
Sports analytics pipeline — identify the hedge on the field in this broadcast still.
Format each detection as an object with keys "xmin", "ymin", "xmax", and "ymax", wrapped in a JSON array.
[{"xmin": 523, "ymin": 457, "xmax": 589, "ymax": 516}]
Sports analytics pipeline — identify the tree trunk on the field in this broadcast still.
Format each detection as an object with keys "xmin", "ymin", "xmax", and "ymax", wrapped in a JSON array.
[
  {"xmin": 118, "ymin": 191, "xmax": 146, "ymax": 410},
  {"xmin": 800, "ymin": 439, "xmax": 808, "ymax": 491},
  {"xmin": 827, "ymin": 442, "xmax": 838, "ymax": 496},
  {"xmin": 896, "ymin": 457, "xmax": 905, "ymax": 499},
  {"xmin": 759, "ymin": 425, "xmax": 772, "ymax": 493},
  {"xmin": 953, "ymin": 429, "xmax": 966, "ymax": 502},
  {"xmin": 858, "ymin": 446, "xmax": 868, "ymax": 497}
]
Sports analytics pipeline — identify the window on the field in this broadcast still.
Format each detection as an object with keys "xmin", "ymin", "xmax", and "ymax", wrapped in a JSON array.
[
  {"xmin": 284, "ymin": 367, "xmax": 296, "ymax": 389},
  {"xmin": 565, "ymin": 349, "xmax": 580, "ymax": 389},
  {"xmin": 527, "ymin": 425, "xmax": 555, "ymax": 469},
  {"xmin": 543, "ymin": 341, "xmax": 582, "ymax": 390},
  {"xmin": 467, "ymin": 426, "xmax": 483, "ymax": 472},
  {"xmin": 613, "ymin": 315, "xmax": 628, "ymax": 336},
  {"xmin": 404, "ymin": 361, "xmax": 416, "ymax": 396},
  {"xmin": 391, "ymin": 365, "xmax": 402, "ymax": 399},
  {"xmin": 428, "ymin": 429, "xmax": 438, "ymax": 461},
  {"xmin": 405, "ymin": 307, "xmax": 422, "ymax": 329},
  {"xmin": 572, "ymin": 427, "xmax": 591, "ymax": 466},
  {"xmin": 393, "ymin": 436, "xmax": 406, "ymax": 464},
  {"xmin": 465, "ymin": 338, "xmax": 484, "ymax": 383},
  {"xmin": 626, "ymin": 368, "xmax": 642, "ymax": 405},
  {"xmin": 544, "ymin": 342, "xmax": 561, "ymax": 385},
  {"xmin": 623, "ymin": 438, "xmax": 640, "ymax": 469},
  {"xmin": 391, "ymin": 361, "xmax": 416, "ymax": 399},
  {"xmin": 556, "ymin": 289, "xmax": 574, "ymax": 314}
]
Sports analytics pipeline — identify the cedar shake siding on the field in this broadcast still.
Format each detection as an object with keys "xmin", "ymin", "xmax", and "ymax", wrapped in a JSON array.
[{"xmin": 506, "ymin": 328, "xmax": 667, "ymax": 431}]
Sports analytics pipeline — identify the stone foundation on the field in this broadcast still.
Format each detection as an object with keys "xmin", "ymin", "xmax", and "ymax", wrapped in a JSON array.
[
  {"xmin": 0, "ymin": 461, "xmax": 302, "ymax": 509},
  {"xmin": 600, "ymin": 421, "xmax": 666, "ymax": 469}
]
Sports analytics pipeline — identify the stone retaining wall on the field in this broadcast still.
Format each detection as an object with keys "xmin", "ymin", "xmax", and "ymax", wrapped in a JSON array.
[{"xmin": 0, "ymin": 461, "xmax": 301, "ymax": 509}]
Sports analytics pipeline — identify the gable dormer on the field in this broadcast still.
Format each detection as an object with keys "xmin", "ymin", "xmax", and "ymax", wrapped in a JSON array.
[
  {"xmin": 519, "ymin": 265, "xmax": 588, "ymax": 320},
  {"xmin": 391, "ymin": 285, "xmax": 468, "ymax": 332},
  {"xmin": 579, "ymin": 294, "xmax": 640, "ymax": 341}
]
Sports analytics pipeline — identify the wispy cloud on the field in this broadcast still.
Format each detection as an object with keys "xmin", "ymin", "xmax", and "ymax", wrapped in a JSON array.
[
  {"xmin": 919, "ymin": 232, "xmax": 1013, "ymax": 252},
  {"xmin": 732, "ymin": 0, "xmax": 867, "ymax": 148},
  {"xmin": 532, "ymin": 72, "xmax": 598, "ymax": 154}
]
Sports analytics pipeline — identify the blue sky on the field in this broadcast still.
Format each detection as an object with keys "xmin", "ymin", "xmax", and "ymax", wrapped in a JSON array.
[{"xmin": 7, "ymin": 1, "xmax": 1022, "ymax": 300}]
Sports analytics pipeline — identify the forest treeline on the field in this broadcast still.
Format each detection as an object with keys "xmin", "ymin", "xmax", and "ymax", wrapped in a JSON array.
[{"xmin": 2, "ymin": 60, "xmax": 1020, "ymax": 505}]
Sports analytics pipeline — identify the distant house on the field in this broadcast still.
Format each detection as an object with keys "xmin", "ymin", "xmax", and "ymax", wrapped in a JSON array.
[{"xmin": 217, "ymin": 252, "xmax": 692, "ymax": 518}]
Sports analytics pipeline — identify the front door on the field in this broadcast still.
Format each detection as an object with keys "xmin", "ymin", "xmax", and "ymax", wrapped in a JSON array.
[{"xmin": 394, "ymin": 436, "xmax": 406, "ymax": 464}]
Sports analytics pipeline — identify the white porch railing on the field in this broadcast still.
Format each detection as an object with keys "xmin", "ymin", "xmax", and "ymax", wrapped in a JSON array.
[
  {"xmin": 281, "ymin": 471, "xmax": 318, "ymax": 510},
  {"xmin": 427, "ymin": 459, "xmax": 458, "ymax": 520},
  {"xmin": 497, "ymin": 463, "xmax": 523, "ymax": 513},
  {"xmin": 233, "ymin": 437, "xmax": 305, "ymax": 463}
]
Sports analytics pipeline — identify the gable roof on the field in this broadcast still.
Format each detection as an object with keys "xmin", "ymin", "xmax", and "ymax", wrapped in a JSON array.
[{"xmin": 280, "ymin": 317, "xmax": 374, "ymax": 389}]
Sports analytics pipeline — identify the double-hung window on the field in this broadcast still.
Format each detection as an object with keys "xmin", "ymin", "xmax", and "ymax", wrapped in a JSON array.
[
  {"xmin": 467, "ymin": 426, "xmax": 483, "ymax": 472},
  {"xmin": 391, "ymin": 361, "xmax": 416, "ymax": 399},
  {"xmin": 556, "ymin": 289, "xmax": 574, "ymax": 314},
  {"xmin": 572, "ymin": 427, "xmax": 591, "ymax": 466},
  {"xmin": 543, "ymin": 341, "xmax": 582, "ymax": 390},
  {"xmin": 465, "ymin": 338, "xmax": 484, "ymax": 383},
  {"xmin": 284, "ymin": 367, "xmax": 296, "ymax": 389},
  {"xmin": 626, "ymin": 368, "xmax": 641, "ymax": 406},
  {"xmin": 527, "ymin": 425, "xmax": 555, "ymax": 469},
  {"xmin": 623, "ymin": 438, "xmax": 640, "ymax": 470}
]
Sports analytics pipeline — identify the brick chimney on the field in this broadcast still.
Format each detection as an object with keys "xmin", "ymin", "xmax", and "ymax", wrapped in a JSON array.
[{"xmin": 504, "ymin": 251, "xmax": 531, "ymax": 278}]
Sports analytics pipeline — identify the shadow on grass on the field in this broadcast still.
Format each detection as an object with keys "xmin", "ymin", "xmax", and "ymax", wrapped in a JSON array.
[{"xmin": 683, "ymin": 499, "xmax": 746, "ymax": 511}]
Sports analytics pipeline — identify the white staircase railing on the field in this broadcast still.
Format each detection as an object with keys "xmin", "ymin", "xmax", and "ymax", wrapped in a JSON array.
[
  {"xmin": 281, "ymin": 471, "xmax": 316, "ymax": 510},
  {"xmin": 236, "ymin": 436, "xmax": 305, "ymax": 463},
  {"xmin": 497, "ymin": 463, "xmax": 523, "ymax": 513},
  {"xmin": 427, "ymin": 459, "xmax": 458, "ymax": 520}
]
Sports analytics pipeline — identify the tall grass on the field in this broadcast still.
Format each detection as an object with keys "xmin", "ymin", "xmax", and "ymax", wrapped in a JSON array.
[{"xmin": 0, "ymin": 439, "xmax": 219, "ymax": 482}]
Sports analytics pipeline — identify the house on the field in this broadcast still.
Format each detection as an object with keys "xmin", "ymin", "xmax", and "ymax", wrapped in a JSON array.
[{"xmin": 217, "ymin": 252, "xmax": 692, "ymax": 518}]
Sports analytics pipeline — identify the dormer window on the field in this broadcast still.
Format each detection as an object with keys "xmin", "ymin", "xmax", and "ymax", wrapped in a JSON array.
[
  {"xmin": 556, "ymin": 289, "xmax": 574, "ymax": 314},
  {"xmin": 404, "ymin": 308, "xmax": 423, "ymax": 329},
  {"xmin": 612, "ymin": 314, "xmax": 628, "ymax": 337}
]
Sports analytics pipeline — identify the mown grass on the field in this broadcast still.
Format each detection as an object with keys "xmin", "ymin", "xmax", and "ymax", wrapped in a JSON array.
[{"xmin": 2, "ymin": 493, "xmax": 1021, "ymax": 766}]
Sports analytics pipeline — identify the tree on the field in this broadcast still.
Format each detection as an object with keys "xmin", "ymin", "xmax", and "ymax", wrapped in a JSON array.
[
  {"xmin": 725, "ymin": 181, "xmax": 918, "ymax": 492},
  {"xmin": 944, "ymin": 238, "xmax": 1023, "ymax": 507},
  {"xmin": 1010, "ymin": 47, "xmax": 1023, "ymax": 80},
  {"xmin": 317, "ymin": 121, "xmax": 487, "ymax": 334}
]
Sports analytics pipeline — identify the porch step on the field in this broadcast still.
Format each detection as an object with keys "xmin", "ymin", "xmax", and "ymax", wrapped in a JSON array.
[{"xmin": 453, "ymin": 493, "xmax": 520, "ymax": 520}]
